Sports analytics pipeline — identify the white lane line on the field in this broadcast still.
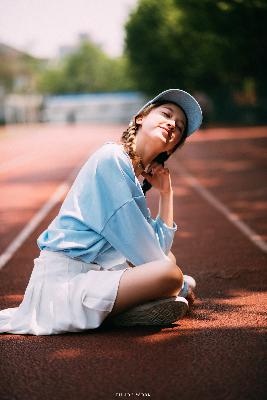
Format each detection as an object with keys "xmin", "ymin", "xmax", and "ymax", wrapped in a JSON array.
[
  {"xmin": 0, "ymin": 183, "xmax": 69, "ymax": 270},
  {"xmin": 177, "ymin": 162, "xmax": 267, "ymax": 254},
  {"xmin": 0, "ymin": 154, "xmax": 89, "ymax": 271}
]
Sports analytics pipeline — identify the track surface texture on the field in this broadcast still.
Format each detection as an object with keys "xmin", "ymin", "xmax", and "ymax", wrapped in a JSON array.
[{"xmin": 0, "ymin": 123, "xmax": 266, "ymax": 400}]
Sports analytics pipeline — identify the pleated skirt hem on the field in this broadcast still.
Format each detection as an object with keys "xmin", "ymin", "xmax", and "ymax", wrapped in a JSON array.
[{"xmin": 0, "ymin": 250, "xmax": 130, "ymax": 335}]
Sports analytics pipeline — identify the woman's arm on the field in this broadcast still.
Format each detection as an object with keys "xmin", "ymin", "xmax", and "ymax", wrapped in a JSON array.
[
  {"xmin": 159, "ymin": 189, "xmax": 173, "ymax": 228},
  {"xmin": 101, "ymin": 199, "xmax": 170, "ymax": 267},
  {"xmin": 142, "ymin": 163, "xmax": 174, "ymax": 227}
]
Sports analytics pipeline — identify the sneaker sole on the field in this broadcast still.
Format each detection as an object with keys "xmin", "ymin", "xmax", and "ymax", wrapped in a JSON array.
[{"xmin": 110, "ymin": 296, "xmax": 189, "ymax": 327}]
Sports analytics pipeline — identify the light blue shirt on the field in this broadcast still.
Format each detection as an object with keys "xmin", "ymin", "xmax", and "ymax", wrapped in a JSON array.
[{"xmin": 37, "ymin": 142, "xmax": 177, "ymax": 268}]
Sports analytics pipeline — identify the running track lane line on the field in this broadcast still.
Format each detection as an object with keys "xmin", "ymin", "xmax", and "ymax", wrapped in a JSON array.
[
  {"xmin": 176, "ymin": 161, "xmax": 267, "ymax": 254},
  {"xmin": 0, "ymin": 160, "xmax": 84, "ymax": 270},
  {"xmin": 0, "ymin": 161, "xmax": 267, "ymax": 271},
  {"xmin": 0, "ymin": 182, "xmax": 69, "ymax": 270}
]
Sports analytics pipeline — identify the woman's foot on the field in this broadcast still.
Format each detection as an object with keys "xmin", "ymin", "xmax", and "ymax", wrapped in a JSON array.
[
  {"xmin": 179, "ymin": 275, "xmax": 196, "ymax": 306},
  {"xmin": 107, "ymin": 296, "xmax": 189, "ymax": 327},
  {"xmin": 184, "ymin": 275, "xmax": 196, "ymax": 290}
]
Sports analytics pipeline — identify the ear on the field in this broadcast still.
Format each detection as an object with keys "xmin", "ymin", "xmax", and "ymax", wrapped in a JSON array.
[{"xmin": 136, "ymin": 116, "xmax": 143, "ymax": 125}]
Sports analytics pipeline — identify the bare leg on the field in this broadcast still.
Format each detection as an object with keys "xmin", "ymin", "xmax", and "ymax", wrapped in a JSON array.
[
  {"xmin": 168, "ymin": 251, "xmax": 176, "ymax": 264},
  {"xmin": 168, "ymin": 251, "xmax": 196, "ymax": 305},
  {"xmin": 108, "ymin": 257, "xmax": 183, "ymax": 318}
]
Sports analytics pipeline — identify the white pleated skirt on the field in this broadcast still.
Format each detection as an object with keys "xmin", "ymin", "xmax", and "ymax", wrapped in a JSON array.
[{"xmin": 0, "ymin": 250, "xmax": 130, "ymax": 335}]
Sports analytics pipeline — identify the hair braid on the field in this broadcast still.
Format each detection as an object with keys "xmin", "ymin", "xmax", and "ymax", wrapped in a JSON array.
[
  {"xmin": 121, "ymin": 104, "xmax": 156, "ymax": 170},
  {"xmin": 121, "ymin": 119, "xmax": 141, "ymax": 169}
]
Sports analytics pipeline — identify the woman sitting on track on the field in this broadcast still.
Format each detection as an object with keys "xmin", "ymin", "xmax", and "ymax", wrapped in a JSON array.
[{"xmin": 0, "ymin": 89, "xmax": 202, "ymax": 335}]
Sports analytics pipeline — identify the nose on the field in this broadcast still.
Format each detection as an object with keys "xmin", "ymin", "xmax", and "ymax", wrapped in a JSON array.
[{"xmin": 167, "ymin": 121, "xmax": 175, "ymax": 131}]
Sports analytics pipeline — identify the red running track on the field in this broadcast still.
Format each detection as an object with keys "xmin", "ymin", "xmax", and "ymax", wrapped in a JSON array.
[{"xmin": 0, "ymin": 123, "xmax": 266, "ymax": 400}]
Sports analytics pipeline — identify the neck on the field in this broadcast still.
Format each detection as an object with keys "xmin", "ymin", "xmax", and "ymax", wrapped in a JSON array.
[
  {"xmin": 135, "ymin": 129, "xmax": 159, "ymax": 169},
  {"xmin": 134, "ymin": 148, "xmax": 157, "ymax": 178}
]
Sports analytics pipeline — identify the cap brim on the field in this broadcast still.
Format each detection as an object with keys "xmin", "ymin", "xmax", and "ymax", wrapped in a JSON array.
[{"xmin": 136, "ymin": 89, "xmax": 202, "ymax": 136}]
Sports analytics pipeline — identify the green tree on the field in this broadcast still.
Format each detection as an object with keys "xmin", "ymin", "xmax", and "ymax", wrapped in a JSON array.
[
  {"xmin": 125, "ymin": 0, "xmax": 267, "ymax": 122},
  {"xmin": 37, "ymin": 41, "xmax": 136, "ymax": 94}
]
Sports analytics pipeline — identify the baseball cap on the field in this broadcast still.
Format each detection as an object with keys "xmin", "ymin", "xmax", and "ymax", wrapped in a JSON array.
[{"xmin": 136, "ymin": 88, "xmax": 203, "ymax": 136}]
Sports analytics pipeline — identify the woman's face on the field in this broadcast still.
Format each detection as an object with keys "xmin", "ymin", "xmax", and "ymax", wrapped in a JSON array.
[{"xmin": 136, "ymin": 102, "xmax": 187, "ymax": 157}]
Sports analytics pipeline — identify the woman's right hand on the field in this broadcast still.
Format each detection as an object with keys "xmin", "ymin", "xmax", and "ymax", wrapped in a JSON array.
[{"xmin": 141, "ymin": 163, "xmax": 172, "ymax": 194}]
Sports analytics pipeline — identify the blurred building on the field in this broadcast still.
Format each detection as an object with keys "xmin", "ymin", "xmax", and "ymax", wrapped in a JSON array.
[
  {"xmin": 0, "ymin": 43, "xmax": 47, "ymax": 93},
  {"xmin": 2, "ymin": 92, "xmax": 145, "ymax": 125},
  {"xmin": 4, "ymin": 94, "xmax": 43, "ymax": 124},
  {"xmin": 0, "ymin": 87, "xmax": 5, "ymax": 124},
  {"xmin": 42, "ymin": 92, "xmax": 146, "ymax": 124},
  {"xmin": 0, "ymin": 42, "xmax": 47, "ymax": 124},
  {"xmin": 0, "ymin": 41, "xmax": 146, "ymax": 125}
]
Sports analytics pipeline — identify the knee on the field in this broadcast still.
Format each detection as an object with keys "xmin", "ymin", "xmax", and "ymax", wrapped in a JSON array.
[
  {"xmin": 167, "ymin": 251, "xmax": 176, "ymax": 264},
  {"xmin": 160, "ymin": 260, "xmax": 183, "ymax": 294}
]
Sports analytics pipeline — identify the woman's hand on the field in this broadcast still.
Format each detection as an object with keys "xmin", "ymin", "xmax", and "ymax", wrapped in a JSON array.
[{"xmin": 141, "ymin": 162, "xmax": 172, "ymax": 194}]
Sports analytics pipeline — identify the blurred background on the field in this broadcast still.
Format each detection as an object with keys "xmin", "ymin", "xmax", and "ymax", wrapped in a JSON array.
[{"xmin": 0, "ymin": 0, "xmax": 267, "ymax": 126}]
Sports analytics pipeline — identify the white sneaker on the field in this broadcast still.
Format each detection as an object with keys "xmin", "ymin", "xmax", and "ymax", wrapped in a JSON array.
[
  {"xmin": 109, "ymin": 296, "xmax": 189, "ymax": 327},
  {"xmin": 184, "ymin": 275, "xmax": 196, "ymax": 289},
  {"xmin": 179, "ymin": 275, "xmax": 196, "ymax": 298}
]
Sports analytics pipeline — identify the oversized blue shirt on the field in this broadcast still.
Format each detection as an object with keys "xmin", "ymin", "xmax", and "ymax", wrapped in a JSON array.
[{"xmin": 37, "ymin": 142, "xmax": 177, "ymax": 268}]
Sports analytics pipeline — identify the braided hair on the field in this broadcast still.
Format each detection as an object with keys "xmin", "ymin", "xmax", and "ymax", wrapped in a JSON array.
[{"xmin": 120, "ymin": 101, "xmax": 188, "ymax": 195}]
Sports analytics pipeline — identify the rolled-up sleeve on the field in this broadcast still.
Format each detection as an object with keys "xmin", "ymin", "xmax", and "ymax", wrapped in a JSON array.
[
  {"xmin": 100, "ymin": 200, "xmax": 170, "ymax": 267},
  {"xmin": 147, "ymin": 212, "xmax": 177, "ymax": 255}
]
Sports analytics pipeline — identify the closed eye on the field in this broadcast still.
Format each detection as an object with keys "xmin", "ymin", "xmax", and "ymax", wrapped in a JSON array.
[{"xmin": 162, "ymin": 111, "xmax": 171, "ymax": 118}]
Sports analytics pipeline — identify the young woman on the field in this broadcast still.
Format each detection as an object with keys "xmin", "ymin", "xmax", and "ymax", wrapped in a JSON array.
[{"xmin": 0, "ymin": 89, "xmax": 202, "ymax": 335}]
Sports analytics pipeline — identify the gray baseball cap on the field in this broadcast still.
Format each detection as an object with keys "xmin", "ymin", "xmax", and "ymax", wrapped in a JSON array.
[{"xmin": 136, "ymin": 88, "xmax": 203, "ymax": 136}]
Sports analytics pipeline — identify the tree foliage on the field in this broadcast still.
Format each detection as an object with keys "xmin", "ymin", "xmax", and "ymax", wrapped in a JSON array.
[
  {"xmin": 37, "ymin": 41, "xmax": 136, "ymax": 94},
  {"xmin": 125, "ymin": 0, "xmax": 267, "ymax": 121}
]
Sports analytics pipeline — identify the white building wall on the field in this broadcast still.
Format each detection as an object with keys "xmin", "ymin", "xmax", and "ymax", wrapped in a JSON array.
[
  {"xmin": 2, "ymin": 92, "xmax": 147, "ymax": 124},
  {"xmin": 4, "ymin": 94, "xmax": 43, "ymax": 124},
  {"xmin": 42, "ymin": 92, "xmax": 146, "ymax": 124}
]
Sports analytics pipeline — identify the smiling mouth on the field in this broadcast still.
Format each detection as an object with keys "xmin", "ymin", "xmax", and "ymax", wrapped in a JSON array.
[{"xmin": 161, "ymin": 127, "xmax": 172, "ymax": 139}]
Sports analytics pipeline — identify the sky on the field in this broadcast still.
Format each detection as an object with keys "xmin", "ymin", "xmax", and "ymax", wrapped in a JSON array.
[{"xmin": 0, "ymin": 0, "xmax": 138, "ymax": 59}]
